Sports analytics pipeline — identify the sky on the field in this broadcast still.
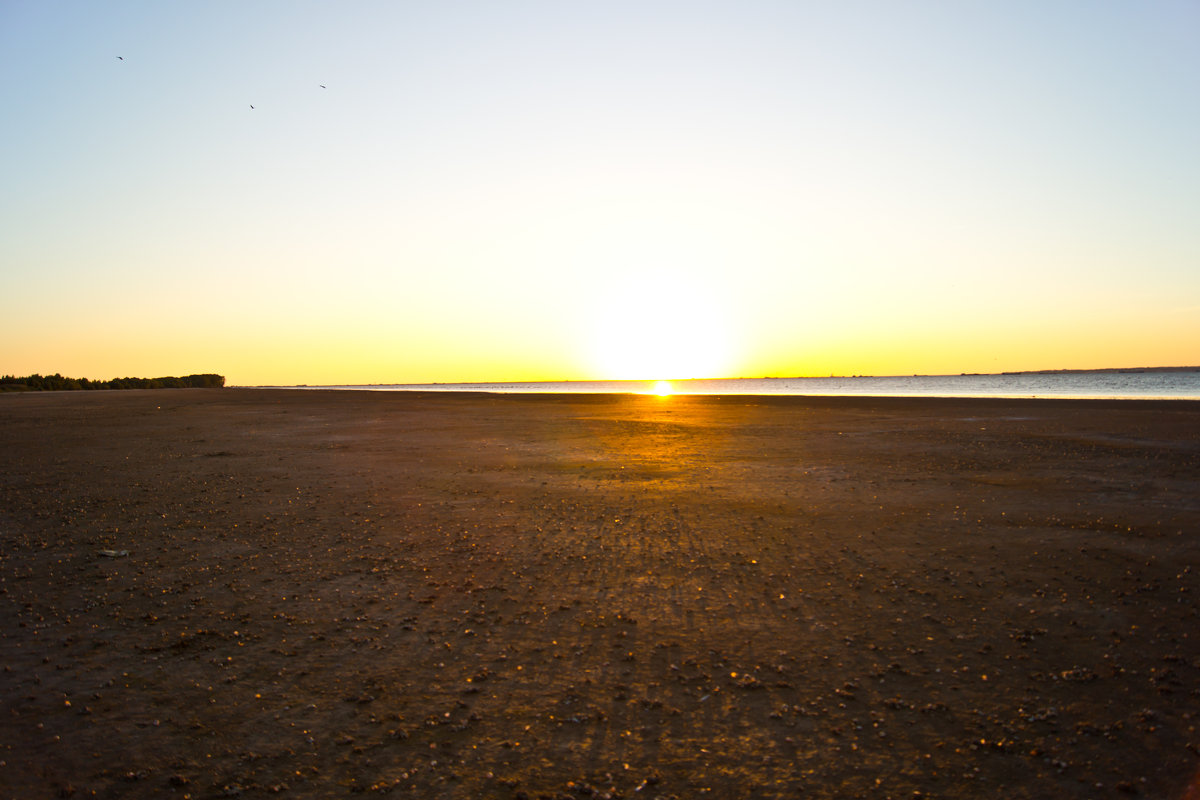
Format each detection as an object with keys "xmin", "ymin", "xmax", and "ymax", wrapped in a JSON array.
[{"xmin": 2, "ymin": 1, "xmax": 1198, "ymax": 385}]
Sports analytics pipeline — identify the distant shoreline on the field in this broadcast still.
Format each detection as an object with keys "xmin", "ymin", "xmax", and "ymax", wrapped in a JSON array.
[
  {"xmin": 759, "ymin": 366, "xmax": 1200, "ymax": 379},
  {"xmin": 234, "ymin": 366, "xmax": 1200, "ymax": 397},
  {"xmin": 998, "ymin": 365, "xmax": 1200, "ymax": 376},
  {"xmin": 237, "ymin": 366, "xmax": 1200, "ymax": 389}
]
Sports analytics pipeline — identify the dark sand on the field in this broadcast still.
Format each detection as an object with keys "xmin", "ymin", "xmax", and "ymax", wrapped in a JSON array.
[{"xmin": 1, "ymin": 388, "xmax": 1198, "ymax": 799}]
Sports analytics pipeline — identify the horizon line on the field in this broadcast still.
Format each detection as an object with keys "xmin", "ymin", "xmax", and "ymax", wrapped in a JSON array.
[{"xmin": 239, "ymin": 365, "xmax": 1200, "ymax": 388}]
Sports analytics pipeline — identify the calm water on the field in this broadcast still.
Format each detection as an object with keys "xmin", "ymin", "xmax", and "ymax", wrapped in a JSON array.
[{"xmin": 317, "ymin": 370, "xmax": 1200, "ymax": 400}]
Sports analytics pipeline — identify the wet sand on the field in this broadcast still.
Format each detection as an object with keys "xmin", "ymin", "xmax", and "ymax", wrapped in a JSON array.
[{"xmin": 1, "ymin": 388, "xmax": 1198, "ymax": 799}]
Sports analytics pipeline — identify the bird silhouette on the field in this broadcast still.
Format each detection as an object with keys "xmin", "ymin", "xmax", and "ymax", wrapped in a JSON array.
[
  {"xmin": 116, "ymin": 56, "xmax": 123, "ymax": 60},
  {"xmin": 250, "ymin": 105, "xmax": 255, "ymax": 109}
]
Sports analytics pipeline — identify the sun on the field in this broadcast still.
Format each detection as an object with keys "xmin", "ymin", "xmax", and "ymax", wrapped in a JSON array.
[
  {"xmin": 653, "ymin": 380, "xmax": 673, "ymax": 396},
  {"xmin": 582, "ymin": 271, "xmax": 734, "ymax": 381}
]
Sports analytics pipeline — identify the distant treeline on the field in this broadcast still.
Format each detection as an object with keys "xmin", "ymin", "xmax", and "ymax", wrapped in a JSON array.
[{"xmin": 0, "ymin": 373, "xmax": 225, "ymax": 391}]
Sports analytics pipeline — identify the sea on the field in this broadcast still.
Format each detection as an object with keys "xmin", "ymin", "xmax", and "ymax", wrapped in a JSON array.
[{"xmin": 306, "ymin": 369, "xmax": 1200, "ymax": 400}]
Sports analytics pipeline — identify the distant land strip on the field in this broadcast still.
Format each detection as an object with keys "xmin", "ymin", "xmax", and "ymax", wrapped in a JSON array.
[
  {"xmin": 0, "ymin": 373, "xmax": 225, "ymax": 392},
  {"xmin": 999, "ymin": 366, "xmax": 1200, "ymax": 375}
]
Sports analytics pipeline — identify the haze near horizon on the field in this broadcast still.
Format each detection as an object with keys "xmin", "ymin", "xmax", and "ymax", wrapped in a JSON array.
[{"xmin": 2, "ymin": 2, "xmax": 1197, "ymax": 386}]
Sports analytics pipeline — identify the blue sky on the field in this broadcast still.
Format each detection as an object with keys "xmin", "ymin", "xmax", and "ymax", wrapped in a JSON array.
[{"xmin": 2, "ymin": 1, "xmax": 1197, "ymax": 383}]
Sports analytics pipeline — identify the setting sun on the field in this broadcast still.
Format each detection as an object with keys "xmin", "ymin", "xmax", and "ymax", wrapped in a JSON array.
[
  {"xmin": 653, "ymin": 380, "xmax": 673, "ymax": 396},
  {"xmin": 581, "ymin": 270, "xmax": 735, "ymax": 381}
]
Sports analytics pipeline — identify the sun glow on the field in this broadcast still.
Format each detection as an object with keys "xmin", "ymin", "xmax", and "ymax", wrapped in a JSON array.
[
  {"xmin": 582, "ymin": 269, "xmax": 735, "ymax": 381},
  {"xmin": 653, "ymin": 380, "xmax": 673, "ymax": 396}
]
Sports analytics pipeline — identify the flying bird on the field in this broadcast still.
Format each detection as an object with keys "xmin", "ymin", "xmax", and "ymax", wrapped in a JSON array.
[
  {"xmin": 249, "ymin": 104, "xmax": 255, "ymax": 109},
  {"xmin": 319, "ymin": 84, "xmax": 326, "ymax": 89},
  {"xmin": 116, "ymin": 56, "xmax": 123, "ymax": 60}
]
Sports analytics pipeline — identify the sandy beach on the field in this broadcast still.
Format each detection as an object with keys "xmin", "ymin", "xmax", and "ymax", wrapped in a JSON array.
[{"xmin": 1, "ymin": 388, "xmax": 1198, "ymax": 799}]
